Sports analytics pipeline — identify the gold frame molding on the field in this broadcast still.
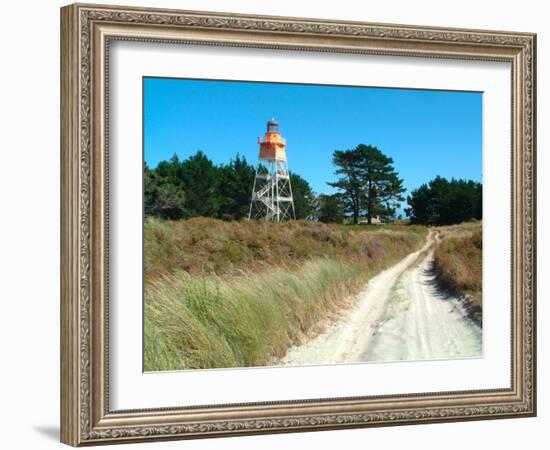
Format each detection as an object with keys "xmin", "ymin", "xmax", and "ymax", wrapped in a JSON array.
[{"xmin": 60, "ymin": 3, "xmax": 537, "ymax": 446}]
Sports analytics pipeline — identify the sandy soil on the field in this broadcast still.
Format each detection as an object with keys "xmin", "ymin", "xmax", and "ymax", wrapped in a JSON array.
[{"xmin": 279, "ymin": 231, "xmax": 482, "ymax": 366}]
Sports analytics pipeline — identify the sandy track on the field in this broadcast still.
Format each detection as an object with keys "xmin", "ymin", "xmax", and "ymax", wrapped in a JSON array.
[{"xmin": 280, "ymin": 231, "xmax": 481, "ymax": 366}]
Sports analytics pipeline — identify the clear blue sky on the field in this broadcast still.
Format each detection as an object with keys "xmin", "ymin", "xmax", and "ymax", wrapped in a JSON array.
[{"xmin": 144, "ymin": 77, "xmax": 482, "ymax": 210}]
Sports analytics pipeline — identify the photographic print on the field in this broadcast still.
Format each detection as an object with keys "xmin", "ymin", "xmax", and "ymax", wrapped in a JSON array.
[{"xmin": 143, "ymin": 77, "xmax": 483, "ymax": 372}]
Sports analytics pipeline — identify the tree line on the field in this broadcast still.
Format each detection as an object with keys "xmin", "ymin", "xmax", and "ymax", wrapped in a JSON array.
[
  {"xmin": 405, "ymin": 176, "xmax": 482, "ymax": 225},
  {"xmin": 145, "ymin": 146, "xmax": 481, "ymax": 226},
  {"xmin": 144, "ymin": 151, "xmax": 316, "ymax": 221}
]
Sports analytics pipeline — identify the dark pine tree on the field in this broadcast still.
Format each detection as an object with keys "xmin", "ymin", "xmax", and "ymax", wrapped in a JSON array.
[
  {"xmin": 406, "ymin": 176, "xmax": 482, "ymax": 225},
  {"xmin": 327, "ymin": 149, "xmax": 364, "ymax": 224},
  {"xmin": 144, "ymin": 161, "xmax": 187, "ymax": 220},
  {"xmin": 317, "ymin": 194, "xmax": 344, "ymax": 224},
  {"xmin": 328, "ymin": 144, "xmax": 405, "ymax": 224},
  {"xmin": 180, "ymin": 150, "xmax": 220, "ymax": 218},
  {"xmin": 289, "ymin": 173, "xmax": 316, "ymax": 220},
  {"xmin": 217, "ymin": 154, "xmax": 256, "ymax": 220}
]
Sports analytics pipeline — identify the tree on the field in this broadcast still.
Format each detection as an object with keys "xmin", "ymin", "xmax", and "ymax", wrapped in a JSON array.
[
  {"xmin": 289, "ymin": 173, "xmax": 316, "ymax": 220},
  {"xmin": 406, "ymin": 176, "xmax": 482, "ymax": 225},
  {"xmin": 144, "ymin": 162, "xmax": 187, "ymax": 220},
  {"xmin": 404, "ymin": 183, "xmax": 432, "ymax": 225},
  {"xmin": 317, "ymin": 194, "xmax": 344, "ymax": 223},
  {"xmin": 359, "ymin": 145, "xmax": 406, "ymax": 223},
  {"xmin": 155, "ymin": 154, "xmax": 184, "ymax": 188},
  {"xmin": 180, "ymin": 150, "xmax": 220, "ymax": 218},
  {"xmin": 475, "ymin": 182, "xmax": 483, "ymax": 219},
  {"xmin": 328, "ymin": 144, "xmax": 405, "ymax": 224},
  {"xmin": 327, "ymin": 149, "xmax": 364, "ymax": 224},
  {"xmin": 217, "ymin": 154, "xmax": 256, "ymax": 220}
]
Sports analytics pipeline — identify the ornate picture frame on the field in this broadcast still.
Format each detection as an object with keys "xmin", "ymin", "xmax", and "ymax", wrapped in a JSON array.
[{"xmin": 60, "ymin": 3, "xmax": 536, "ymax": 446}]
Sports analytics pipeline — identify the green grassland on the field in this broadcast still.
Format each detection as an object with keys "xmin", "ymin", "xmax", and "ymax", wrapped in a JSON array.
[{"xmin": 144, "ymin": 218, "xmax": 427, "ymax": 371}]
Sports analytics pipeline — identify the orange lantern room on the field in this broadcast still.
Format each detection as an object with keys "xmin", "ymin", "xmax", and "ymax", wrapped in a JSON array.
[{"xmin": 258, "ymin": 118, "xmax": 287, "ymax": 161}]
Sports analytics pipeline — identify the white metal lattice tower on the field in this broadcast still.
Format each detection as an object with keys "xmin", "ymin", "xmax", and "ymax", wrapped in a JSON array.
[{"xmin": 248, "ymin": 118, "xmax": 296, "ymax": 221}]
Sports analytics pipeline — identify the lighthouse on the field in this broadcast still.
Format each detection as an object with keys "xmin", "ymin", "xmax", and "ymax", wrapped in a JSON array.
[{"xmin": 248, "ymin": 118, "xmax": 296, "ymax": 222}]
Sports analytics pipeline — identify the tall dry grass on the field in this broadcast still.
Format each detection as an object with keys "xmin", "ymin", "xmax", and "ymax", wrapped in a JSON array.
[
  {"xmin": 144, "ymin": 218, "xmax": 427, "ymax": 371},
  {"xmin": 433, "ymin": 221, "xmax": 482, "ymax": 323},
  {"xmin": 145, "ymin": 258, "xmax": 365, "ymax": 370},
  {"xmin": 144, "ymin": 217, "xmax": 426, "ymax": 279}
]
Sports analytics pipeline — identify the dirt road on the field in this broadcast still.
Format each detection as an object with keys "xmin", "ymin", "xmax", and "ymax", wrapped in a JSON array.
[{"xmin": 280, "ymin": 231, "xmax": 482, "ymax": 366}]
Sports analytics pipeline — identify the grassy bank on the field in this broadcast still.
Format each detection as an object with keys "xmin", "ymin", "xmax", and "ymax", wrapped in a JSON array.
[
  {"xmin": 433, "ymin": 221, "xmax": 482, "ymax": 324},
  {"xmin": 144, "ymin": 217, "xmax": 427, "ymax": 279},
  {"xmin": 144, "ymin": 218, "xmax": 427, "ymax": 371}
]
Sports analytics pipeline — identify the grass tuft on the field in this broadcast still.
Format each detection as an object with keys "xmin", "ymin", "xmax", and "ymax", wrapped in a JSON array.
[{"xmin": 433, "ymin": 221, "xmax": 482, "ymax": 323}]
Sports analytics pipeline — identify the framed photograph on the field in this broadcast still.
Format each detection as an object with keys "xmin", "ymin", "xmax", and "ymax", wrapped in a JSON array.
[{"xmin": 60, "ymin": 3, "xmax": 536, "ymax": 446}]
